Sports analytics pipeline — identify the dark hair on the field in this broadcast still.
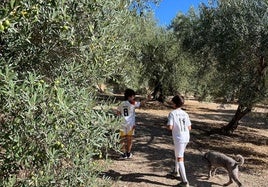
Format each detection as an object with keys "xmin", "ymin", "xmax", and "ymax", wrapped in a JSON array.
[
  {"xmin": 172, "ymin": 95, "xmax": 184, "ymax": 108},
  {"xmin": 124, "ymin": 89, "xmax": 135, "ymax": 100}
]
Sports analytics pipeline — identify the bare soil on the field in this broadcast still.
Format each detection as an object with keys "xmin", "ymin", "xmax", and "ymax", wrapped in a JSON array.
[{"xmin": 102, "ymin": 99, "xmax": 268, "ymax": 187}]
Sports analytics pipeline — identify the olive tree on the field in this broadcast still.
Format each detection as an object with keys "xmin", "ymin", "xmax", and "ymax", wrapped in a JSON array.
[
  {"xmin": 0, "ymin": 0, "xmax": 161, "ymax": 185},
  {"xmin": 172, "ymin": 0, "xmax": 268, "ymax": 134}
]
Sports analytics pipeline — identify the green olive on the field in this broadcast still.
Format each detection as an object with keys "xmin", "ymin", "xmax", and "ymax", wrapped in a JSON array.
[
  {"xmin": 0, "ymin": 23, "xmax": 4, "ymax": 31},
  {"xmin": 3, "ymin": 20, "xmax": 10, "ymax": 27}
]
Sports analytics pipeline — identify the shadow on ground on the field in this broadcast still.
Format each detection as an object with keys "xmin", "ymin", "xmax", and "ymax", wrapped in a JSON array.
[
  {"xmin": 103, "ymin": 99, "xmax": 268, "ymax": 186},
  {"xmin": 101, "ymin": 170, "xmax": 175, "ymax": 186}
]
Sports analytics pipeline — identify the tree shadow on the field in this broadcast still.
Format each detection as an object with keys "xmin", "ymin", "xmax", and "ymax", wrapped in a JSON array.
[
  {"xmin": 100, "ymin": 170, "xmax": 174, "ymax": 186},
  {"xmin": 240, "ymin": 113, "xmax": 268, "ymax": 130},
  {"xmin": 104, "ymin": 97, "xmax": 267, "ymax": 186},
  {"xmin": 122, "ymin": 112, "xmax": 233, "ymax": 186},
  {"xmin": 101, "ymin": 168, "xmax": 221, "ymax": 187},
  {"xmin": 135, "ymin": 108, "xmax": 268, "ymax": 173},
  {"xmin": 185, "ymin": 152, "xmax": 224, "ymax": 187},
  {"xmin": 133, "ymin": 112, "xmax": 175, "ymax": 171},
  {"xmin": 189, "ymin": 119, "xmax": 268, "ymax": 173},
  {"xmin": 189, "ymin": 106, "xmax": 268, "ymax": 131}
]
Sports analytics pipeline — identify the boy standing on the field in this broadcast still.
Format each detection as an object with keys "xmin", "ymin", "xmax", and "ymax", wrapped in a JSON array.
[
  {"xmin": 117, "ymin": 89, "xmax": 141, "ymax": 159},
  {"xmin": 167, "ymin": 95, "xmax": 191, "ymax": 187}
]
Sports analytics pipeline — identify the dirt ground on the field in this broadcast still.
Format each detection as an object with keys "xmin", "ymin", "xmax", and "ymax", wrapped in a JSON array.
[{"xmin": 101, "ymin": 99, "xmax": 268, "ymax": 187}]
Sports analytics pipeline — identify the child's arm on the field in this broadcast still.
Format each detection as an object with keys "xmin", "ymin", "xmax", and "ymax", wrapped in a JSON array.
[
  {"xmin": 116, "ymin": 110, "xmax": 121, "ymax": 116},
  {"xmin": 167, "ymin": 113, "xmax": 174, "ymax": 131},
  {"xmin": 116, "ymin": 103, "xmax": 122, "ymax": 116},
  {"xmin": 136, "ymin": 96, "xmax": 149, "ymax": 108},
  {"xmin": 167, "ymin": 124, "xmax": 173, "ymax": 131},
  {"xmin": 140, "ymin": 99, "xmax": 147, "ymax": 107},
  {"xmin": 188, "ymin": 125, "xmax": 192, "ymax": 131}
]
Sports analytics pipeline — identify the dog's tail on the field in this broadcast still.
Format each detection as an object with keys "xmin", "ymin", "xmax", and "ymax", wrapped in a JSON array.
[{"xmin": 235, "ymin": 154, "xmax": 244, "ymax": 166}]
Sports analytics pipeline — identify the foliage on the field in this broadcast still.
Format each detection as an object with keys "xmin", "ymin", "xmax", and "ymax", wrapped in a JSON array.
[
  {"xmin": 135, "ymin": 17, "xmax": 196, "ymax": 97},
  {"xmin": 0, "ymin": 65, "xmax": 121, "ymax": 186},
  {"xmin": 0, "ymin": 0, "xmax": 148, "ymax": 185},
  {"xmin": 0, "ymin": 0, "xmax": 149, "ymax": 88},
  {"xmin": 0, "ymin": 0, "xmax": 167, "ymax": 185},
  {"xmin": 170, "ymin": 0, "xmax": 268, "ymax": 133},
  {"xmin": 171, "ymin": 0, "xmax": 268, "ymax": 104}
]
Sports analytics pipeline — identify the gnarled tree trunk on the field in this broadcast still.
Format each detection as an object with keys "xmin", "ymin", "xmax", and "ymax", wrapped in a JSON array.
[
  {"xmin": 152, "ymin": 82, "xmax": 164, "ymax": 102},
  {"xmin": 219, "ymin": 56, "xmax": 267, "ymax": 135},
  {"xmin": 221, "ymin": 104, "xmax": 252, "ymax": 134}
]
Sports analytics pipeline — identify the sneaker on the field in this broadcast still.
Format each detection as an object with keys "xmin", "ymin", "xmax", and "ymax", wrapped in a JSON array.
[
  {"xmin": 170, "ymin": 168, "xmax": 180, "ymax": 177},
  {"xmin": 178, "ymin": 181, "xmax": 189, "ymax": 187},
  {"xmin": 126, "ymin": 152, "xmax": 133, "ymax": 158},
  {"xmin": 119, "ymin": 153, "xmax": 127, "ymax": 159}
]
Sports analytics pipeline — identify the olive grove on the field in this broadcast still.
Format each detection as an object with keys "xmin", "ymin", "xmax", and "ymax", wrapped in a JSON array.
[{"xmin": 171, "ymin": 0, "xmax": 268, "ymax": 134}]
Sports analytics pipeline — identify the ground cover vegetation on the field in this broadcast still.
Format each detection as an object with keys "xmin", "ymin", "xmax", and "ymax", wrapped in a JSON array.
[{"xmin": 0, "ymin": 0, "xmax": 267, "ymax": 186}]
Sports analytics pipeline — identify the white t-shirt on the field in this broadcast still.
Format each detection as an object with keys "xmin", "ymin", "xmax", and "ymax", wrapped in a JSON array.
[
  {"xmin": 118, "ymin": 100, "xmax": 141, "ymax": 128},
  {"xmin": 167, "ymin": 108, "xmax": 191, "ymax": 143}
]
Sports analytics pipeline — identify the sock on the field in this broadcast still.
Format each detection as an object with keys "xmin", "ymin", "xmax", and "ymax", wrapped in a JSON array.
[
  {"xmin": 175, "ymin": 160, "xmax": 179, "ymax": 173},
  {"xmin": 179, "ymin": 161, "xmax": 188, "ymax": 183}
]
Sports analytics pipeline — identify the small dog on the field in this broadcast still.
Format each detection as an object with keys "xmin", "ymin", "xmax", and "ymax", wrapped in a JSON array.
[{"xmin": 204, "ymin": 151, "xmax": 244, "ymax": 187}]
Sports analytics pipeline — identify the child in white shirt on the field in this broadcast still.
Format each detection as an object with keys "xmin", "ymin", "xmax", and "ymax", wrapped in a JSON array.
[
  {"xmin": 117, "ymin": 89, "xmax": 141, "ymax": 159},
  {"xmin": 167, "ymin": 95, "xmax": 191, "ymax": 187}
]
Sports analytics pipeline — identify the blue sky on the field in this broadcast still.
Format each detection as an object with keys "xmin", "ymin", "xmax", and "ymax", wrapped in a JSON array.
[{"xmin": 152, "ymin": 0, "xmax": 208, "ymax": 26}]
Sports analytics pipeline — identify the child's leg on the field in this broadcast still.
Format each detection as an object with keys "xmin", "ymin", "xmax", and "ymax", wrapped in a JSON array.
[
  {"xmin": 176, "ymin": 143, "xmax": 188, "ymax": 183},
  {"xmin": 171, "ymin": 150, "xmax": 179, "ymax": 174},
  {"xmin": 120, "ymin": 135, "xmax": 127, "ymax": 153},
  {"xmin": 126, "ymin": 135, "xmax": 133, "ymax": 153},
  {"xmin": 175, "ymin": 156, "xmax": 179, "ymax": 173},
  {"xmin": 126, "ymin": 128, "xmax": 135, "ymax": 153},
  {"xmin": 178, "ymin": 158, "xmax": 187, "ymax": 182},
  {"xmin": 119, "ymin": 129, "xmax": 127, "ymax": 153}
]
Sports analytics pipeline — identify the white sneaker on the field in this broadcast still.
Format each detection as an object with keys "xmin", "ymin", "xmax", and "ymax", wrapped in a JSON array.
[{"xmin": 127, "ymin": 152, "xmax": 133, "ymax": 158}]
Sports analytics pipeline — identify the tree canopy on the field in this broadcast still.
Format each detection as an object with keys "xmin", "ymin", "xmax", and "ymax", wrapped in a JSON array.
[{"xmin": 171, "ymin": 0, "xmax": 268, "ymax": 133}]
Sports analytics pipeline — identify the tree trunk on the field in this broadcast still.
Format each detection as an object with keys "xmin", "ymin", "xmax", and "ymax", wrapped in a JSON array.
[
  {"xmin": 152, "ymin": 82, "xmax": 164, "ymax": 102},
  {"xmin": 221, "ymin": 104, "xmax": 252, "ymax": 134},
  {"xmin": 218, "ymin": 56, "xmax": 267, "ymax": 135}
]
